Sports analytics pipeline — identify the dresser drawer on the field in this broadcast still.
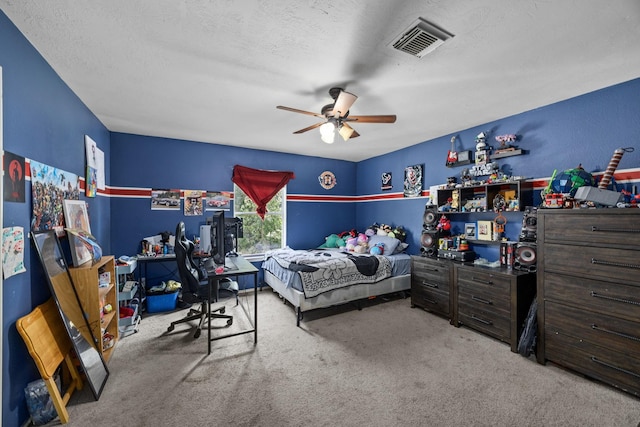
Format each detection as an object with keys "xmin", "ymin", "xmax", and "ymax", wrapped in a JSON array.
[
  {"xmin": 543, "ymin": 243, "xmax": 640, "ymax": 285},
  {"xmin": 545, "ymin": 302, "xmax": 640, "ymax": 359},
  {"xmin": 456, "ymin": 267, "xmax": 512, "ymax": 296},
  {"xmin": 411, "ymin": 256, "xmax": 451, "ymax": 317},
  {"xmin": 411, "ymin": 285, "xmax": 450, "ymax": 315},
  {"xmin": 540, "ymin": 210, "xmax": 640, "ymax": 248},
  {"xmin": 545, "ymin": 324, "xmax": 640, "ymax": 397},
  {"xmin": 544, "ymin": 272, "xmax": 640, "ymax": 322},
  {"xmin": 411, "ymin": 256, "xmax": 450, "ymax": 285},
  {"xmin": 457, "ymin": 302, "xmax": 511, "ymax": 342}
]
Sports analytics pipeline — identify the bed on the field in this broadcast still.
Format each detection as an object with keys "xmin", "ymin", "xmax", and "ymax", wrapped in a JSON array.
[{"xmin": 262, "ymin": 246, "xmax": 411, "ymax": 326}]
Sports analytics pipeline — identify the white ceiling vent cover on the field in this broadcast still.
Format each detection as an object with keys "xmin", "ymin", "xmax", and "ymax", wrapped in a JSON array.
[{"xmin": 390, "ymin": 18, "xmax": 453, "ymax": 58}]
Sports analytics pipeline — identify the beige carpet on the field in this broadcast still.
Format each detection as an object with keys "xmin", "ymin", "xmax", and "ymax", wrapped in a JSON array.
[{"xmin": 59, "ymin": 289, "xmax": 640, "ymax": 427}]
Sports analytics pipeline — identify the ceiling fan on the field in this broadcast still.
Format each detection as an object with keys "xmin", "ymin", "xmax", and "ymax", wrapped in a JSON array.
[{"xmin": 276, "ymin": 87, "xmax": 396, "ymax": 144}]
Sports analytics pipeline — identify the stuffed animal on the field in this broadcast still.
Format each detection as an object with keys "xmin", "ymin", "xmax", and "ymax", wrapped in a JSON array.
[
  {"xmin": 370, "ymin": 242, "xmax": 384, "ymax": 255},
  {"xmin": 319, "ymin": 234, "xmax": 346, "ymax": 248},
  {"xmin": 377, "ymin": 224, "xmax": 392, "ymax": 236},
  {"xmin": 365, "ymin": 223, "xmax": 380, "ymax": 237},
  {"xmin": 437, "ymin": 216, "xmax": 451, "ymax": 236},
  {"xmin": 392, "ymin": 226, "xmax": 407, "ymax": 242}
]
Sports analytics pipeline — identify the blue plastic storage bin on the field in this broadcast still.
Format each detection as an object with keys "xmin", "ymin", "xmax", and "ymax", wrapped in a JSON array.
[{"xmin": 146, "ymin": 291, "xmax": 178, "ymax": 313}]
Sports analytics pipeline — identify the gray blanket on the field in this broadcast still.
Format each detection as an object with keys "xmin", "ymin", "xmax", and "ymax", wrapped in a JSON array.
[{"xmin": 266, "ymin": 248, "xmax": 392, "ymax": 298}]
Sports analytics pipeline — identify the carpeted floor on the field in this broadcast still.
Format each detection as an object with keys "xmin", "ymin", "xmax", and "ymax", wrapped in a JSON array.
[{"xmin": 58, "ymin": 289, "xmax": 640, "ymax": 427}]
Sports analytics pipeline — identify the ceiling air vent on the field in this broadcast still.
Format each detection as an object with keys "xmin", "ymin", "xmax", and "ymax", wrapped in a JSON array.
[{"xmin": 390, "ymin": 18, "xmax": 453, "ymax": 58}]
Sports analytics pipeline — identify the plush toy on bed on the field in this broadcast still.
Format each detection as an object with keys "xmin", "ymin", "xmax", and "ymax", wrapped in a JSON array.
[
  {"xmin": 319, "ymin": 233, "xmax": 346, "ymax": 249},
  {"xmin": 392, "ymin": 226, "xmax": 407, "ymax": 242},
  {"xmin": 370, "ymin": 242, "xmax": 385, "ymax": 255}
]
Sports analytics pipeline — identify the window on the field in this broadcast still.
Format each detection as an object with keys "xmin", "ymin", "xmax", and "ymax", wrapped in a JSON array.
[{"xmin": 233, "ymin": 184, "xmax": 286, "ymax": 255}]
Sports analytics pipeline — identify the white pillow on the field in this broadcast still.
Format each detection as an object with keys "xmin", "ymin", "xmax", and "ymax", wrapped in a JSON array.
[{"xmin": 367, "ymin": 235, "xmax": 401, "ymax": 255}]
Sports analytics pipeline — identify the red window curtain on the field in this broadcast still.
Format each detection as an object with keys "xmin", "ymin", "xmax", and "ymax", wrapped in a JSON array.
[{"xmin": 232, "ymin": 165, "xmax": 295, "ymax": 219}]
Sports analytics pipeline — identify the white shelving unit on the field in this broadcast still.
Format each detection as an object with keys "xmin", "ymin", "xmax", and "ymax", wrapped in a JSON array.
[{"xmin": 116, "ymin": 260, "xmax": 141, "ymax": 337}]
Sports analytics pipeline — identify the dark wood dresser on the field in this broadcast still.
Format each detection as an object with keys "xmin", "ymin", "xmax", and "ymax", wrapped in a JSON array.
[
  {"xmin": 410, "ymin": 256, "xmax": 453, "ymax": 321},
  {"xmin": 453, "ymin": 264, "xmax": 536, "ymax": 352},
  {"xmin": 537, "ymin": 209, "xmax": 640, "ymax": 397}
]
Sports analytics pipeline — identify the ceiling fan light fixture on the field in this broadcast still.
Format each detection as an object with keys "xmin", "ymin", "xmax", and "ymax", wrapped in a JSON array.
[
  {"xmin": 319, "ymin": 121, "xmax": 336, "ymax": 144},
  {"xmin": 338, "ymin": 123, "xmax": 355, "ymax": 141},
  {"xmin": 332, "ymin": 90, "xmax": 358, "ymax": 118}
]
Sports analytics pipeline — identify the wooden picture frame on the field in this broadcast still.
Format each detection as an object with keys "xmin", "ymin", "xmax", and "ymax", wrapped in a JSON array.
[
  {"xmin": 477, "ymin": 220, "xmax": 493, "ymax": 241},
  {"xmin": 63, "ymin": 200, "xmax": 92, "ymax": 266}
]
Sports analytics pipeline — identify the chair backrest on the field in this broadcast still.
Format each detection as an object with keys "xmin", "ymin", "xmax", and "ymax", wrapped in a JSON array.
[{"xmin": 175, "ymin": 222, "xmax": 205, "ymax": 301}]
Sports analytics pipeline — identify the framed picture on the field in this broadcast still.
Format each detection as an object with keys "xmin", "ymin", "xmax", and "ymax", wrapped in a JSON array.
[
  {"xmin": 403, "ymin": 164, "xmax": 423, "ymax": 198},
  {"xmin": 477, "ymin": 220, "xmax": 493, "ymax": 241},
  {"xmin": 465, "ymin": 223, "xmax": 477, "ymax": 240},
  {"xmin": 63, "ymin": 200, "xmax": 92, "ymax": 266}
]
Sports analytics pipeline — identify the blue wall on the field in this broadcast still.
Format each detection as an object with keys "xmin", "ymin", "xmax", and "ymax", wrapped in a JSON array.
[
  {"xmin": 1, "ymin": 11, "xmax": 111, "ymax": 426},
  {"xmin": 3, "ymin": 7, "xmax": 640, "ymax": 426}
]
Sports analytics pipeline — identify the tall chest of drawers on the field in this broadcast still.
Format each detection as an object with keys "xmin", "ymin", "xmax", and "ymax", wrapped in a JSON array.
[
  {"xmin": 411, "ymin": 256, "xmax": 453, "ymax": 321},
  {"xmin": 537, "ymin": 209, "xmax": 640, "ymax": 397},
  {"xmin": 453, "ymin": 264, "xmax": 536, "ymax": 352}
]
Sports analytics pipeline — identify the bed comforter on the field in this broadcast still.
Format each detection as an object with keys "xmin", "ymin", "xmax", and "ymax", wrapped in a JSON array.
[{"xmin": 264, "ymin": 248, "xmax": 392, "ymax": 298}]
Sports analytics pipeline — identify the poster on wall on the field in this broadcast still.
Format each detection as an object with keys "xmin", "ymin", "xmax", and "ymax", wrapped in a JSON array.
[
  {"xmin": 205, "ymin": 191, "xmax": 231, "ymax": 211},
  {"xmin": 30, "ymin": 160, "xmax": 81, "ymax": 234},
  {"xmin": 86, "ymin": 166, "xmax": 97, "ymax": 197},
  {"xmin": 151, "ymin": 189, "xmax": 181, "ymax": 210},
  {"xmin": 381, "ymin": 172, "xmax": 392, "ymax": 191},
  {"xmin": 85, "ymin": 135, "xmax": 105, "ymax": 190},
  {"xmin": 2, "ymin": 226, "xmax": 27, "ymax": 279},
  {"xmin": 3, "ymin": 151, "xmax": 26, "ymax": 203},
  {"xmin": 403, "ymin": 164, "xmax": 423, "ymax": 198},
  {"xmin": 184, "ymin": 190, "xmax": 204, "ymax": 216}
]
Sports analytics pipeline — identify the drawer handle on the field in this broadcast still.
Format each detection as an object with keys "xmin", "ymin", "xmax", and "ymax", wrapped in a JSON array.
[
  {"xmin": 591, "ymin": 226, "xmax": 640, "ymax": 234},
  {"xmin": 591, "ymin": 324, "xmax": 640, "ymax": 343},
  {"xmin": 470, "ymin": 314, "xmax": 492, "ymax": 325},
  {"xmin": 421, "ymin": 280, "xmax": 439, "ymax": 289},
  {"xmin": 591, "ymin": 258, "xmax": 640, "ymax": 270},
  {"xmin": 590, "ymin": 291, "xmax": 640, "ymax": 306},
  {"xmin": 471, "ymin": 277, "xmax": 493, "ymax": 285},
  {"xmin": 591, "ymin": 356, "xmax": 640, "ymax": 379},
  {"xmin": 424, "ymin": 267, "xmax": 440, "ymax": 273},
  {"xmin": 471, "ymin": 295, "xmax": 493, "ymax": 305},
  {"xmin": 421, "ymin": 296, "xmax": 437, "ymax": 305}
]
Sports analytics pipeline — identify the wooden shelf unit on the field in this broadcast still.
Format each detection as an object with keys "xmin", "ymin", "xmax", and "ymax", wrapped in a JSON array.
[
  {"xmin": 69, "ymin": 255, "xmax": 119, "ymax": 361},
  {"xmin": 436, "ymin": 180, "xmax": 532, "ymax": 214}
]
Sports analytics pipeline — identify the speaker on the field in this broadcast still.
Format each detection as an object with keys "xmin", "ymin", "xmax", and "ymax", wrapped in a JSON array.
[
  {"xmin": 420, "ymin": 230, "xmax": 438, "ymax": 258},
  {"xmin": 423, "ymin": 205, "xmax": 438, "ymax": 230},
  {"xmin": 514, "ymin": 242, "xmax": 537, "ymax": 272},
  {"xmin": 519, "ymin": 206, "xmax": 538, "ymax": 242}
]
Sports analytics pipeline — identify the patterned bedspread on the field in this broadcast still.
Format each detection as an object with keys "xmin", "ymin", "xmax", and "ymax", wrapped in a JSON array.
[{"xmin": 265, "ymin": 248, "xmax": 392, "ymax": 298}]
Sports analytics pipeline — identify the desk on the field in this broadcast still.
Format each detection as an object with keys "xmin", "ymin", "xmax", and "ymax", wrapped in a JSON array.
[
  {"xmin": 135, "ymin": 254, "xmax": 177, "ymax": 289},
  {"xmin": 206, "ymin": 255, "xmax": 259, "ymax": 355}
]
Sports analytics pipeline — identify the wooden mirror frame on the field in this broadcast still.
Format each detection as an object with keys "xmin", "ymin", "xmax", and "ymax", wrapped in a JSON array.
[{"xmin": 30, "ymin": 230, "xmax": 109, "ymax": 399}]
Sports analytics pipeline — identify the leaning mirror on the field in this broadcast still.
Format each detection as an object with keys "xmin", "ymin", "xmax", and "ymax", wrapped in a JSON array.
[{"xmin": 31, "ymin": 230, "xmax": 109, "ymax": 399}]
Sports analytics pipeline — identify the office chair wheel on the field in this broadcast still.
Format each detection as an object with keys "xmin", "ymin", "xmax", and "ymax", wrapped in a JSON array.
[
  {"xmin": 219, "ymin": 307, "xmax": 226, "ymax": 314},
  {"xmin": 226, "ymin": 319, "xmax": 233, "ymax": 326},
  {"xmin": 167, "ymin": 325, "xmax": 175, "ymax": 332},
  {"xmin": 194, "ymin": 329, "xmax": 201, "ymax": 339}
]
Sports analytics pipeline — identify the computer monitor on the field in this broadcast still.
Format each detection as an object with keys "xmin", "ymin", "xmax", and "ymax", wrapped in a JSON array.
[{"xmin": 210, "ymin": 210, "xmax": 226, "ymax": 266}]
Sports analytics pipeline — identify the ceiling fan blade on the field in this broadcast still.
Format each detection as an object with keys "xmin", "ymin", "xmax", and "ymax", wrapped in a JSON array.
[
  {"xmin": 293, "ymin": 122, "xmax": 325, "ymax": 134},
  {"xmin": 344, "ymin": 114, "xmax": 397, "ymax": 123},
  {"xmin": 339, "ymin": 123, "xmax": 359, "ymax": 141},
  {"xmin": 277, "ymin": 105, "xmax": 325, "ymax": 118},
  {"xmin": 331, "ymin": 90, "xmax": 358, "ymax": 118}
]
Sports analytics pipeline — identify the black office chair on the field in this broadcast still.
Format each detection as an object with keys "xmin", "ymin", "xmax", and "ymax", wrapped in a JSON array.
[{"xmin": 167, "ymin": 221, "xmax": 232, "ymax": 338}]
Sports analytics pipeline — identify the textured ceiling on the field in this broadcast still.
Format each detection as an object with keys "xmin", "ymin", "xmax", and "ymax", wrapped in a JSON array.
[{"xmin": 2, "ymin": 1, "xmax": 640, "ymax": 161}]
